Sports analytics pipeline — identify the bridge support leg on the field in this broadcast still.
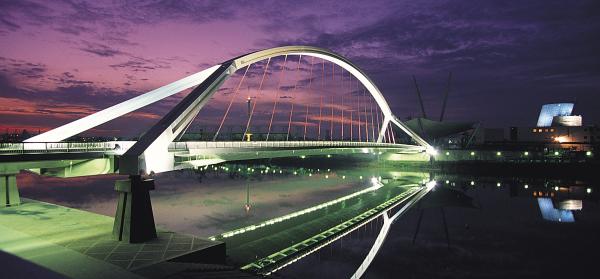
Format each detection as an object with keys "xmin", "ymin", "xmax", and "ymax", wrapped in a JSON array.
[
  {"xmin": 0, "ymin": 174, "xmax": 20, "ymax": 207},
  {"xmin": 113, "ymin": 175, "xmax": 157, "ymax": 243}
]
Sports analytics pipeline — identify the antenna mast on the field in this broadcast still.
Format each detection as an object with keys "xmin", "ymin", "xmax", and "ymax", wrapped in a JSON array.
[
  {"xmin": 439, "ymin": 71, "xmax": 452, "ymax": 121},
  {"xmin": 412, "ymin": 75, "xmax": 427, "ymax": 119}
]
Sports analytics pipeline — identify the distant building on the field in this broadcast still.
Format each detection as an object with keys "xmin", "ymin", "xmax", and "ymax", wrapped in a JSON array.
[
  {"xmin": 536, "ymin": 103, "xmax": 574, "ymax": 127},
  {"xmin": 483, "ymin": 128, "xmax": 505, "ymax": 142},
  {"xmin": 510, "ymin": 103, "xmax": 598, "ymax": 151},
  {"xmin": 552, "ymin": 115, "xmax": 582, "ymax": 127}
]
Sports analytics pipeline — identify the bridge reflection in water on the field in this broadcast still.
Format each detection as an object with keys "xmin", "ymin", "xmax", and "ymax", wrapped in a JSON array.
[{"xmin": 11, "ymin": 164, "xmax": 433, "ymax": 277}]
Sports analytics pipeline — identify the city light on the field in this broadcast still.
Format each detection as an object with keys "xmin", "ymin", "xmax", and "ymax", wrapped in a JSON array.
[
  {"xmin": 470, "ymin": 181, "xmax": 475, "ymax": 185},
  {"xmin": 445, "ymin": 180, "xmax": 450, "ymax": 184},
  {"xmin": 497, "ymin": 182, "xmax": 501, "ymax": 187},
  {"xmin": 426, "ymin": 180, "xmax": 437, "ymax": 190},
  {"xmin": 426, "ymin": 146, "xmax": 438, "ymax": 156},
  {"xmin": 524, "ymin": 151, "xmax": 529, "ymax": 156},
  {"xmin": 524, "ymin": 184, "xmax": 529, "ymax": 189},
  {"xmin": 586, "ymin": 151, "xmax": 592, "ymax": 156},
  {"xmin": 445, "ymin": 151, "xmax": 450, "ymax": 156},
  {"xmin": 587, "ymin": 188, "xmax": 592, "ymax": 194},
  {"xmin": 497, "ymin": 152, "xmax": 502, "ymax": 156},
  {"xmin": 554, "ymin": 136, "xmax": 569, "ymax": 143},
  {"xmin": 554, "ymin": 151, "xmax": 559, "ymax": 156},
  {"xmin": 470, "ymin": 151, "xmax": 475, "ymax": 156}
]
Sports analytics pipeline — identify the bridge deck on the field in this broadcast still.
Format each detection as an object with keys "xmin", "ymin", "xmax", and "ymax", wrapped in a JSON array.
[{"xmin": 1, "ymin": 140, "xmax": 423, "ymax": 155}]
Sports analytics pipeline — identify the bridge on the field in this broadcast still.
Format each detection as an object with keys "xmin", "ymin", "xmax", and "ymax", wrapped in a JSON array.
[{"xmin": 0, "ymin": 46, "xmax": 435, "ymax": 277}]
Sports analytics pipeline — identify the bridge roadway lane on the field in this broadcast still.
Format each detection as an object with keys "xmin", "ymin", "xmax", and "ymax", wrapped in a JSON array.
[{"xmin": 211, "ymin": 176, "xmax": 426, "ymax": 271}]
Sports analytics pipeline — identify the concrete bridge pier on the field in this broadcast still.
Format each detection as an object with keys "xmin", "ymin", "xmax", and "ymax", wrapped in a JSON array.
[
  {"xmin": 113, "ymin": 175, "xmax": 157, "ymax": 243},
  {"xmin": 0, "ymin": 173, "xmax": 20, "ymax": 207}
]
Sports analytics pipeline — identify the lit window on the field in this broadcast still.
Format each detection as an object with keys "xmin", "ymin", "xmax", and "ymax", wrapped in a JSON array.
[
  {"xmin": 550, "ymin": 129, "xmax": 555, "ymax": 132},
  {"xmin": 532, "ymin": 129, "xmax": 537, "ymax": 132}
]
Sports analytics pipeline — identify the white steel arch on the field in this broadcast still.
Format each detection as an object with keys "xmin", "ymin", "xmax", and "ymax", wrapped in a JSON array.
[{"xmin": 25, "ymin": 46, "xmax": 432, "ymax": 174}]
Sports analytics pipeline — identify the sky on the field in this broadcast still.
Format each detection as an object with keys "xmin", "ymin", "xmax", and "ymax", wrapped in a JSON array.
[{"xmin": 1, "ymin": 0, "xmax": 599, "ymax": 137}]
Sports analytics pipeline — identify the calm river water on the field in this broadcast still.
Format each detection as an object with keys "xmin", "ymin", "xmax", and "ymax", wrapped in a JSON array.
[{"xmin": 17, "ymin": 160, "xmax": 599, "ymax": 278}]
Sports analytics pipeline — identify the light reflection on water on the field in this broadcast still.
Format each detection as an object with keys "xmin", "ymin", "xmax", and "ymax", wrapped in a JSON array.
[{"xmin": 17, "ymin": 163, "xmax": 600, "ymax": 278}]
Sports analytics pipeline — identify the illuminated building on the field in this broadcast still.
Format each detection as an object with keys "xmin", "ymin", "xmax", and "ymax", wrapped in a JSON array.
[
  {"xmin": 536, "ymin": 103, "xmax": 574, "ymax": 127},
  {"xmin": 508, "ymin": 103, "xmax": 598, "ymax": 151}
]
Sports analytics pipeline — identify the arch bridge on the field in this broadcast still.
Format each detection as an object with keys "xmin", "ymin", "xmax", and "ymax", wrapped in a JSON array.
[
  {"xmin": 20, "ymin": 46, "xmax": 433, "ymax": 175},
  {"xmin": 1, "ymin": 46, "xmax": 435, "ymax": 276}
]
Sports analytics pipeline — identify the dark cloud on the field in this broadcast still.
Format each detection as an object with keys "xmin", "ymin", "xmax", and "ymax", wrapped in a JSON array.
[
  {"xmin": 0, "ymin": 0, "xmax": 53, "ymax": 31},
  {"xmin": 0, "ymin": 57, "xmax": 48, "ymax": 79},
  {"xmin": 109, "ymin": 56, "xmax": 172, "ymax": 72},
  {"xmin": 265, "ymin": 0, "xmax": 600, "ymax": 126},
  {"xmin": 1, "ymin": 0, "xmax": 599, "ymax": 131},
  {"xmin": 78, "ymin": 41, "xmax": 124, "ymax": 57}
]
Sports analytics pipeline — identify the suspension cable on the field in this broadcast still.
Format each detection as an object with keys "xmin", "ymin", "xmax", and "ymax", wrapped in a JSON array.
[
  {"xmin": 286, "ymin": 55, "xmax": 302, "ymax": 141},
  {"xmin": 331, "ymin": 62, "xmax": 335, "ymax": 140},
  {"xmin": 369, "ymin": 98, "xmax": 377, "ymax": 142},
  {"xmin": 341, "ymin": 95, "xmax": 344, "ymax": 140},
  {"xmin": 242, "ymin": 58, "xmax": 271, "ymax": 141},
  {"xmin": 375, "ymin": 102, "xmax": 381, "ymax": 141},
  {"xmin": 214, "ymin": 64, "xmax": 251, "ymax": 141},
  {"xmin": 330, "ymin": 95, "xmax": 334, "ymax": 141},
  {"xmin": 318, "ymin": 59, "xmax": 325, "ymax": 140},
  {"xmin": 318, "ymin": 96, "xmax": 322, "ymax": 140},
  {"xmin": 266, "ymin": 55, "xmax": 288, "ymax": 141},
  {"xmin": 304, "ymin": 57, "xmax": 315, "ymax": 140},
  {"xmin": 350, "ymin": 110, "xmax": 353, "ymax": 141},
  {"xmin": 304, "ymin": 104, "xmax": 309, "ymax": 140},
  {"xmin": 340, "ymin": 70, "xmax": 344, "ymax": 140},
  {"xmin": 363, "ymin": 88, "xmax": 369, "ymax": 142},
  {"xmin": 356, "ymin": 78, "xmax": 362, "ymax": 142}
]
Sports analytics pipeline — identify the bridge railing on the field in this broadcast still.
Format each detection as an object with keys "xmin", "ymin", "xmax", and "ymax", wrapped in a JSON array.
[
  {"xmin": 1, "ymin": 140, "xmax": 423, "ymax": 154},
  {"xmin": 0, "ymin": 142, "xmax": 119, "ymax": 154},
  {"xmin": 169, "ymin": 141, "xmax": 422, "ymax": 151}
]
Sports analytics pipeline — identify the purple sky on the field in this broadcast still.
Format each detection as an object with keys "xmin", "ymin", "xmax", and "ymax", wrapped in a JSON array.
[{"xmin": 1, "ymin": 0, "xmax": 599, "ymax": 137}]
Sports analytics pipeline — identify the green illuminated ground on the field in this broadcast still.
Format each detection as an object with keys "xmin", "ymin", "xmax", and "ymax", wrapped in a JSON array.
[{"xmin": 0, "ymin": 199, "xmax": 220, "ymax": 279}]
